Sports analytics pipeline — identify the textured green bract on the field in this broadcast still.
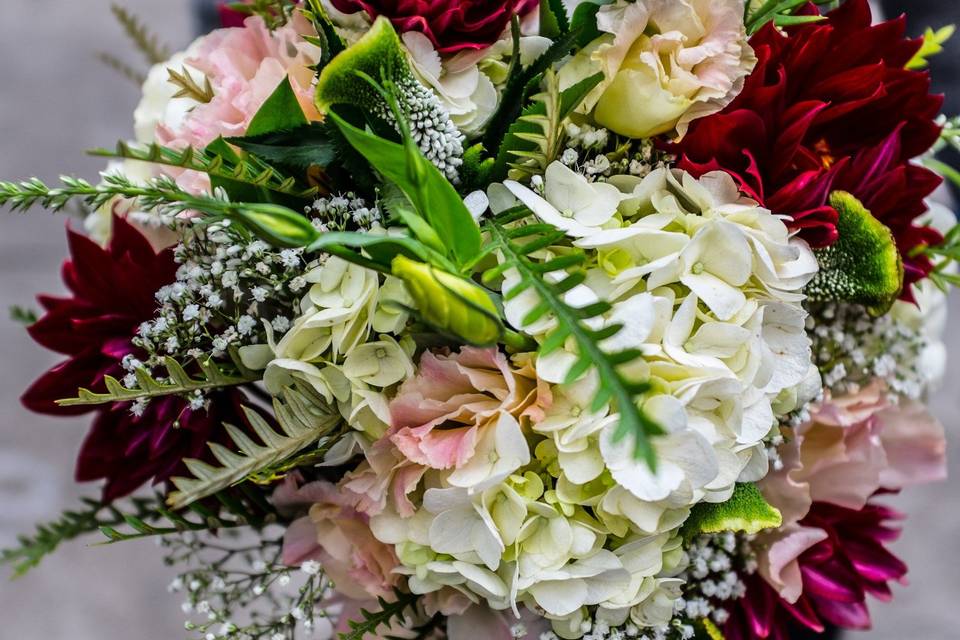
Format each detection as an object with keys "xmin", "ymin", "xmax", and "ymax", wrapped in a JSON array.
[
  {"xmin": 167, "ymin": 386, "xmax": 342, "ymax": 509},
  {"xmin": 806, "ymin": 191, "xmax": 904, "ymax": 315},
  {"xmin": 681, "ymin": 483, "xmax": 783, "ymax": 539},
  {"xmin": 314, "ymin": 16, "xmax": 410, "ymax": 112}
]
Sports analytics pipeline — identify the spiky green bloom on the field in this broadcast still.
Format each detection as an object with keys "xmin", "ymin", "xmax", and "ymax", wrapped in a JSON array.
[
  {"xmin": 391, "ymin": 255, "xmax": 502, "ymax": 346},
  {"xmin": 806, "ymin": 191, "xmax": 904, "ymax": 315},
  {"xmin": 681, "ymin": 483, "xmax": 782, "ymax": 540}
]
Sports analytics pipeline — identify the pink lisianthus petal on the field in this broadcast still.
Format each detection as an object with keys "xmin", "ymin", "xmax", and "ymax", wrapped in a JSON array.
[
  {"xmin": 759, "ymin": 525, "xmax": 829, "ymax": 603},
  {"xmin": 875, "ymin": 399, "xmax": 947, "ymax": 488}
]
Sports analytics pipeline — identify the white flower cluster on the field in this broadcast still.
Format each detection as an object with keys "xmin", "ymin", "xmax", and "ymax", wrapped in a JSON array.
[
  {"xmin": 365, "ymin": 166, "xmax": 820, "ymax": 637},
  {"xmin": 239, "ymin": 255, "xmax": 415, "ymax": 437},
  {"xmin": 808, "ymin": 298, "xmax": 941, "ymax": 401},
  {"xmin": 305, "ymin": 192, "xmax": 383, "ymax": 232},
  {"xmin": 134, "ymin": 221, "xmax": 307, "ymax": 371},
  {"xmin": 373, "ymin": 70, "xmax": 465, "ymax": 182},
  {"xmin": 498, "ymin": 164, "xmax": 820, "ymax": 512}
]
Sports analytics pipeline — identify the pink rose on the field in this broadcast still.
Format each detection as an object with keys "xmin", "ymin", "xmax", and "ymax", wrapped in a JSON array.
[{"xmin": 156, "ymin": 13, "xmax": 320, "ymax": 192}]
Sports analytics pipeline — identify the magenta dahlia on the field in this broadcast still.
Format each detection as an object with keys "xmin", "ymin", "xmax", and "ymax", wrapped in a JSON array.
[
  {"xmin": 725, "ymin": 500, "xmax": 907, "ymax": 639},
  {"xmin": 672, "ymin": 0, "xmax": 943, "ymax": 295},
  {"xmin": 328, "ymin": 0, "xmax": 538, "ymax": 53},
  {"xmin": 21, "ymin": 217, "xmax": 245, "ymax": 501}
]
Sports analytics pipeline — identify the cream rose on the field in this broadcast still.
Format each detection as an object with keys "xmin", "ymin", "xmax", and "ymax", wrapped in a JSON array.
[{"xmin": 560, "ymin": 0, "xmax": 755, "ymax": 139}]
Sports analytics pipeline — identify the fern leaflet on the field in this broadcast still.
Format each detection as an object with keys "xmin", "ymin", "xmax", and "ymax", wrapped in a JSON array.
[
  {"xmin": 338, "ymin": 590, "xmax": 422, "ymax": 640},
  {"xmin": 484, "ymin": 216, "xmax": 663, "ymax": 467},
  {"xmin": 91, "ymin": 141, "xmax": 318, "ymax": 199},
  {"xmin": 167, "ymin": 386, "xmax": 343, "ymax": 509},
  {"xmin": 56, "ymin": 356, "xmax": 258, "ymax": 407}
]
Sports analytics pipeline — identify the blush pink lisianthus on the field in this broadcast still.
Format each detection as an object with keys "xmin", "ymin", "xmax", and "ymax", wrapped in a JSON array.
[
  {"xmin": 387, "ymin": 347, "xmax": 548, "ymax": 471},
  {"xmin": 329, "ymin": 0, "xmax": 539, "ymax": 54},
  {"xmin": 154, "ymin": 13, "xmax": 320, "ymax": 192},
  {"xmin": 274, "ymin": 473, "xmax": 401, "ymax": 600}
]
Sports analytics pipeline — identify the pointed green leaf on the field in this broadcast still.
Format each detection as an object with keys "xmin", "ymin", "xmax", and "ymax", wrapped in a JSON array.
[{"xmin": 246, "ymin": 76, "xmax": 308, "ymax": 138}]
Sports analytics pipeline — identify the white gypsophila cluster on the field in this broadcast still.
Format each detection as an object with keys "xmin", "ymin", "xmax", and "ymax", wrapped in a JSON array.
[
  {"xmin": 559, "ymin": 126, "xmax": 673, "ymax": 182},
  {"xmin": 238, "ymin": 255, "xmax": 415, "ymax": 438},
  {"xmin": 807, "ymin": 301, "xmax": 931, "ymax": 401},
  {"xmin": 373, "ymin": 73, "xmax": 465, "ymax": 183},
  {"xmin": 305, "ymin": 192, "xmax": 383, "ymax": 232},
  {"xmin": 496, "ymin": 165, "xmax": 820, "ymax": 514},
  {"xmin": 132, "ymin": 220, "xmax": 308, "ymax": 390}
]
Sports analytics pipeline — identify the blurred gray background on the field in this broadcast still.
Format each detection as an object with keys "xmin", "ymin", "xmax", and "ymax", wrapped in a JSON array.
[{"xmin": 0, "ymin": 1, "xmax": 957, "ymax": 638}]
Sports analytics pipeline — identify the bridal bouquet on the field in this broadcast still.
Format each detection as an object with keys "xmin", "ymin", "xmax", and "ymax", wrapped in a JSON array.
[{"xmin": 3, "ymin": 1, "xmax": 958, "ymax": 638}]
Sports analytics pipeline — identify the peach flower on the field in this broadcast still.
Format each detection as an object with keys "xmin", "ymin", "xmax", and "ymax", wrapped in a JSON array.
[
  {"xmin": 387, "ymin": 347, "xmax": 547, "ymax": 470},
  {"xmin": 275, "ymin": 474, "xmax": 400, "ymax": 600},
  {"xmin": 758, "ymin": 379, "xmax": 946, "ymax": 602}
]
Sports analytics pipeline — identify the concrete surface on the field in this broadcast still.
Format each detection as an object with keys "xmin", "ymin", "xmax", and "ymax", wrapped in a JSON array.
[{"xmin": 0, "ymin": 1, "xmax": 956, "ymax": 638}]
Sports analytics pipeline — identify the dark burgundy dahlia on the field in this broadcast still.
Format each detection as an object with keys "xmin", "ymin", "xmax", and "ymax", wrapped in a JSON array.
[
  {"xmin": 673, "ymin": 0, "xmax": 943, "ymax": 294},
  {"xmin": 329, "ymin": 0, "xmax": 538, "ymax": 53},
  {"xmin": 22, "ymin": 217, "xmax": 244, "ymax": 501},
  {"xmin": 725, "ymin": 501, "xmax": 907, "ymax": 639}
]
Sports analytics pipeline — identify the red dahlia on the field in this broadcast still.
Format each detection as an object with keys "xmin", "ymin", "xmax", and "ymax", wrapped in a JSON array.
[
  {"xmin": 673, "ymin": 0, "xmax": 943, "ymax": 295},
  {"xmin": 22, "ymin": 217, "xmax": 245, "ymax": 501},
  {"xmin": 329, "ymin": 0, "xmax": 538, "ymax": 53},
  {"xmin": 725, "ymin": 500, "xmax": 907, "ymax": 639}
]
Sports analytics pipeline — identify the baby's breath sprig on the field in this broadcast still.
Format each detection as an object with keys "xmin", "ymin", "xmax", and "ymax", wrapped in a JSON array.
[{"xmin": 166, "ymin": 529, "xmax": 331, "ymax": 640}]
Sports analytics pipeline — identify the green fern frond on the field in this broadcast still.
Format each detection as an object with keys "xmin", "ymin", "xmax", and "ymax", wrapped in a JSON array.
[
  {"xmin": 1, "ymin": 494, "xmax": 262, "ymax": 576},
  {"xmin": 56, "ymin": 356, "xmax": 258, "ymax": 408},
  {"xmin": 95, "ymin": 51, "xmax": 147, "ymax": 86},
  {"xmin": 167, "ymin": 386, "xmax": 342, "ymax": 509},
  {"xmin": 484, "ymin": 216, "xmax": 663, "ymax": 467},
  {"xmin": 338, "ymin": 590, "xmax": 422, "ymax": 640},
  {"xmin": 167, "ymin": 67, "xmax": 215, "ymax": 103},
  {"xmin": 90, "ymin": 141, "xmax": 319, "ymax": 199},
  {"xmin": 109, "ymin": 4, "xmax": 171, "ymax": 65}
]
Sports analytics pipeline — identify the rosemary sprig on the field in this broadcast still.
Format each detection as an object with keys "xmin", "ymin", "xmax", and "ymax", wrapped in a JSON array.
[
  {"xmin": 167, "ymin": 67, "xmax": 215, "ymax": 104},
  {"xmin": 109, "ymin": 3, "xmax": 171, "ymax": 65}
]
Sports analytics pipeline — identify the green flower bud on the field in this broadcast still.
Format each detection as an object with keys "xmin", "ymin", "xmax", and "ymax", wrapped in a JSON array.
[
  {"xmin": 391, "ymin": 255, "xmax": 502, "ymax": 346},
  {"xmin": 231, "ymin": 203, "xmax": 320, "ymax": 249}
]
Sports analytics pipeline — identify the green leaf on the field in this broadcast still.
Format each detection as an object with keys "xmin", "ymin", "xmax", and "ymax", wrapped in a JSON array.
[
  {"xmin": 228, "ymin": 123, "xmax": 336, "ymax": 173},
  {"xmin": 303, "ymin": 0, "xmax": 347, "ymax": 67},
  {"xmin": 246, "ymin": 76, "xmax": 309, "ymax": 138},
  {"xmin": 168, "ymin": 387, "xmax": 343, "ymax": 509},
  {"xmin": 338, "ymin": 591, "xmax": 421, "ymax": 640},
  {"xmin": 570, "ymin": 1, "xmax": 602, "ymax": 47},
  {"xmin": 56, "ymin": 356, "xmax": 258, "ymax": 407},
  {"xmin": 91, "ymin": 140, "xmax": 318, "ymax": 199},
  {"xmin": 681, "ymin": 483, "xmax": 783, "ymax": 540},
  {"xmin": 327, "ymin": 109, "xmax": 482, "ymax": 267},
  {"xmin": 493, "ymin": 70, "xmax": 604, "ymax": 181},
  {"xmin": 307, "ymin": 231, "xmax": 447, "ymax": 270},
  {"xmin": 9, "ymin": 305, "xmax": 37, "ymax": 325},
  {"xmin": 806, "ymin": 191, "xmax": 904, "ymax": 315},
  {"xmin": 481, "ymin": 26, "xmax": 584, "ymax": 158},
  {"xmin": 699, "ymin": 618, "xmax": 726, "ymax": 640}
]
